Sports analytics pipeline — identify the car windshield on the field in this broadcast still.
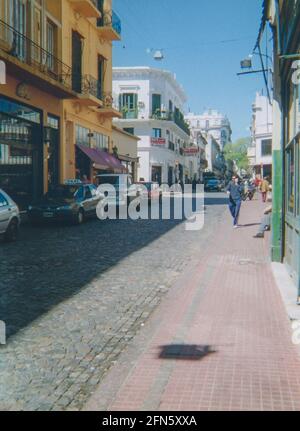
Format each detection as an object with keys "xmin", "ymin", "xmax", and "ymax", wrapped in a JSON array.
[
  {"xmin": 208, "ymin": 180, "xmax": 218, "ymax": 184},
  {"xmin": 44, "ymin": 185, "xmax": 78, "ymax": 202}
]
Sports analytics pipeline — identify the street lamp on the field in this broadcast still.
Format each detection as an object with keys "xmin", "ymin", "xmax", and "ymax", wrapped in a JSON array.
[{"xmin": 240, "ymin": 58, "xmax": 252, "ymax": 69}]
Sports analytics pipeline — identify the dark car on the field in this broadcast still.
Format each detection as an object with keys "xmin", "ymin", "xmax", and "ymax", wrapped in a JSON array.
[
  {"xmin": 28, "ymin": 183, "xmax": 102, "ymax": 225},
  {"xmin": 204, "ymin": 179, "xmax": 222, "ymax": 192}
]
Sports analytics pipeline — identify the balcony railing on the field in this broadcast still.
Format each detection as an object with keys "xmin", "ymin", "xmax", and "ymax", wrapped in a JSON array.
[
  {"xmin": 97, "ymin": 10, "xmax": 122, "ymax": 38},
  {"xmin": 150, "ymin": 109, "xmax": 190, "ymax": 136},
  {"xmin": 75, "ymin": 78, "xmax": 118, "ymax": 111},
  {"xmin": 101, "ymin": 92, "xmax": 114, "ymax": 108},
  {"xmin": 0, "ymin": 19, "xmax": 72, "ymax": 91},
  {"xmin": 120, "ymin": 108, "xmax": 138, "ymax": 119},
  {"xmin": 80, "ymin": 74, "xmax": 102, "ymax": 100}
]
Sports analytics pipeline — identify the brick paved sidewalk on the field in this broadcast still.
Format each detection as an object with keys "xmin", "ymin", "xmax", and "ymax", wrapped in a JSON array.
[{"xmin": 85, "ymin": 199, "xmax": 300, "ymax": 411}]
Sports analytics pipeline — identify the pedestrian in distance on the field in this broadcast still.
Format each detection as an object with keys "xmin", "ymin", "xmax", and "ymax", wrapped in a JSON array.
[
  {"xmin": 260, "ymin": 177, "xmax": 270, "ymax": 203},
  {"xmin": 226, "ymin": 175, "xmax": 243, "ymax": 228},
  {"xmin": 254, "ymin": 176, "xmax": 261, "ymax": 192}
]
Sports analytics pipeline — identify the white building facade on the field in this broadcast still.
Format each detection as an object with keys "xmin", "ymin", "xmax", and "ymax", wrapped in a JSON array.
[
  {"xmin": 248, "ymin": 93, "xmax": 273, "ymax": 179},
  {"xmin": 185, "ymin": 109, "xmax": 232, "ymax": 150},
  {"xmin": 112, "ymin": 67, "xmax": 196, "ymax": 184}
]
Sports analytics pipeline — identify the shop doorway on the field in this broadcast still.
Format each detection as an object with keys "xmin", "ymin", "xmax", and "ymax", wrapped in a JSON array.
[
  {"xmin": 75, "ymin": 146, "xmax": 92, "ymax": 182},
  {"xmin": 0, "ymin": 112, "xmax": 42, "ymax": 209},
  {"xmin": 151, "ymin": 165, "xmax": 162, "ymax": 184},
  {"xmin": 47, "ymin": 115, "xmax": 60, "ymax": 188}
]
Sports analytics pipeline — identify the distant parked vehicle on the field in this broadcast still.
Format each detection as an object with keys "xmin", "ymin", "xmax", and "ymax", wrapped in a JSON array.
[
  {"xmin": 204, "ymin": 179, "xmax": 222, "ymax": 192},
  {"xmin": 28, "ymin": 182, "xmax": 102, "ymax": 225},
  {"xmin": 0, "ymin": 189, "xmax": 20, "ymax": 242},
  {"xmin": 242, "ymin": 187, "xmax": 255, "ymax": 201},
  {"xmin": 97, "ymin": 174, "xmax": 138, "ymax": 207}
]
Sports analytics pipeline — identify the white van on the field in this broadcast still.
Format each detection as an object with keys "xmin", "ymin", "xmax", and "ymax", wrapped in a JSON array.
[{"xmin": 96, "ymin": 174, "xmax": 138, "ymax": 207}]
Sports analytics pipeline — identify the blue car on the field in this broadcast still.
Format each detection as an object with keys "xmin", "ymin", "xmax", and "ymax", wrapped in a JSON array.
[{"xmin": 204, "ymin": 179, "xmax": 222, "ymax": 192}]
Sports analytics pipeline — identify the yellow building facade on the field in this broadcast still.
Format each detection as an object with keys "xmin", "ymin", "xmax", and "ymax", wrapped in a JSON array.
[
  {"xmin": 0, "ymin": 0, "xmax": 121, "ymax": 209},
  {"xmin": 112, "ymin": 125, "xmax": 140, "ymax": 182}
]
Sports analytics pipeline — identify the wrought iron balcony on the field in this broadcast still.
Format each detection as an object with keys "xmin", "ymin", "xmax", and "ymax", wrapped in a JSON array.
[
  {"xmin": 97, "ymin": 10, "xmax": 121, "ymax": 41},
  {"xmin": 81, "ymin": 75, "xmax": 102, "ymax": 99},
  {"xmin": 73, "ymin": 74, "xmax": 103, "ymax": 106},
  {"xmin": 150, "ymin": 109, "xmax": 190, "ymax": 135},
  {"xmin": 0, "ymin": 19, "xmax": 72, "ymax": 96},
  {"xmin": 120, "ymin": 108, "xmax": 138, "ymax": 119},
  {"xmin": 99, "ymin": 91, "xmax": 122, "ymax": 118}
]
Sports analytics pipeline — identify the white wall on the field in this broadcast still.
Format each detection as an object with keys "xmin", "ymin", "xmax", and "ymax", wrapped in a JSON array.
[
  {"xmin": 185, "ymin": 109, "xmax": 232, "ymax": 149},
  {"xmin": 113, "ymin": 67, "xmax": 193, "ymax": 184},
  {"xmin": 251, "ymin": 93, "xmax": 273, "ymax": 168}
]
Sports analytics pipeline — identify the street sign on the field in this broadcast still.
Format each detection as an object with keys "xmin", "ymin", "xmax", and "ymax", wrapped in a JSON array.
[
  {"xmin": 151, "ymin": 138, "xmax": 166, "ymax": 145},
  {"xmin": 182, "ymin": 147, "xmax": 199, "ymax": 155}
]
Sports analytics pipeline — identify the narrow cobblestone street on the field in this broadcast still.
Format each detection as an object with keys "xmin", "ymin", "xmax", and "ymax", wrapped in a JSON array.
[{"xmin": 0, "ymin": 193, "xmax": 227, "ymax": 411}]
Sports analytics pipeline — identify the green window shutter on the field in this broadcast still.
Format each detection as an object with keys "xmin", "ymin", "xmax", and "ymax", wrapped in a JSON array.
[
  {"xmin": 152, "ymin": 94, "xmax": 161, "ymax": 115},
  {"xmin": 133, "ymin": 93, "xmax": 138, "ymax": 110}
]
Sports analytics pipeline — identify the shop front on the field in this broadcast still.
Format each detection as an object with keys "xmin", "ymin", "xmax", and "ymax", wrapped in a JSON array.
[
  {"xmin": 151, "ymin": 165, "xmax": 162, "ymax": 184},
  {"xmin": 76, "ymin": 144, "xmax": 127, "ymax": 184},
  {"xmin": 0, "ymin": 96, "xmax": 44, "ymax": 209},
  {"xmin": 284, "ymin": 133, "xmax": 300, "ymax": 295},
  {"xmin": 111, "ymin": 126, "xmax": 139, "ymax": 182}
]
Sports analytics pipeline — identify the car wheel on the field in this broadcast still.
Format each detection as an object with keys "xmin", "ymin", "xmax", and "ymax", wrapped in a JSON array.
[
  {"xmin": 4, "ymin": 219, "xmax": 19, "ymax": 242},
  {"xmin": 76, "ymin": 209, "xmax": 84, "ymax": 225}
]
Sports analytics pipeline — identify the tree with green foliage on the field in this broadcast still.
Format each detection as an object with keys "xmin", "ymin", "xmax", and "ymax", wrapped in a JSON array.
[{"xmin": 223, "ymin": 137, "xmax": 251, "ymax": 172}]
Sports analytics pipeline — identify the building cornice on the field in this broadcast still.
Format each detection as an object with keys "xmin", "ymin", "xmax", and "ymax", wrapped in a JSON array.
[
  {"xmin": 113, "ymin": 118, "xmax": 191, "ymax": 140},
  {"xmin": 113, "ymin": 66, "xmax": 187, "ymax": 103}
]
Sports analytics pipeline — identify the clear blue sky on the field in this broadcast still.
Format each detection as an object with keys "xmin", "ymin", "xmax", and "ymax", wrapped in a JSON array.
[{"xmin": 113, "ymin": 0, "xmax": 266, "ymax": 141}]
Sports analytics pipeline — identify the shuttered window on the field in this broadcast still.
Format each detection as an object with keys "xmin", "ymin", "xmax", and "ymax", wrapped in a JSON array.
[{"xmin": 152, "ymin": 94, "xmax": 161, "ymax": 115}]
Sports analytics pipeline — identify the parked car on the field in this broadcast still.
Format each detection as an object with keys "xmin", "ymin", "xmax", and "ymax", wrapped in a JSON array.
[
  {"xmin": 97, "ymin": 174, "xmax": 138, "ymax": 207},
  {"xmin": 28, "ymin": 183, "xmax": 102, "ymax": 225},
  {"xmin": 0, "ymin": 189, "xmax": 20, "ymax": 242},
  {"xmin": 136, "ymin": 181, "xmax": 161, "ymax": 203},
  {"xmin": 204, "ymin": 179, "xmax": 222, "ymax": 192}
]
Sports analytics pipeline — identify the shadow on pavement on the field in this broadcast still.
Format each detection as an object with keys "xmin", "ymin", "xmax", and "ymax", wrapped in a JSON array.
[
  {"xmin": 240, "ymin": 223, "xmax": 261, "ymax": 228},
  {"xmin": 204, "ymin": 195, "xmax": 228, "ymax": 206},
  {"xmin": 0, "ymin": 195, "xmax": 226, "ymax": 339},
  {"xmin": 159, "ymin": 344, "xmax": 216, "ymax": 360}
]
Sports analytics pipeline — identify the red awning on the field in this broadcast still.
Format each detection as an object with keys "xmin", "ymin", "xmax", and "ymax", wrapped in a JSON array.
[{"xmin": 77, "ymin": 145, "xmax": 127, "ymax": 173}]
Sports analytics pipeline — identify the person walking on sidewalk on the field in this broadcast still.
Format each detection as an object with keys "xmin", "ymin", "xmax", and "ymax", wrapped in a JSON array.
[
  {"xmin": 260, "ymin": 177, "xmax": 270, "ymax": 203},
  {"xmin": 226, "ymin": 176, "xmax": 243, "ymax": 228}
]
